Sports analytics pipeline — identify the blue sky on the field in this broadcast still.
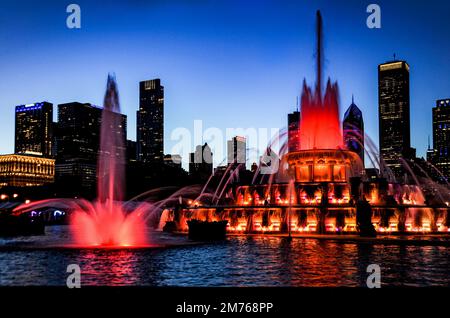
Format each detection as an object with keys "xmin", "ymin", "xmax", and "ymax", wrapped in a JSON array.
[{"xmin": 0, "ymin": 0, "xmax": 449, "ymax": 167}]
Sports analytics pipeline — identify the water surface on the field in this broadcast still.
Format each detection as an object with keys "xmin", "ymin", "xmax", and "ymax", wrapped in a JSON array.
[{"xmin": 0, "ymin": 226, "xmax": 448, "ymax": 286}]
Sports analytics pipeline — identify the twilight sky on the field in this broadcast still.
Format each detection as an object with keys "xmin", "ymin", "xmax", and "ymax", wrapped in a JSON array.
[{"xmin": 0, "ymin": 0, "xmax": 449, "ymax": 168}]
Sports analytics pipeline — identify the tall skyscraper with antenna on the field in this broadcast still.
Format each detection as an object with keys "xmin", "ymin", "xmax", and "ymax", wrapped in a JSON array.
[
  {"xmin": 378, "ymin": 60, "xmax": 414, "ymax": 178},
  {"xmin": 137, "ymin": 79, "xmax": 164, "ymax": 164}
]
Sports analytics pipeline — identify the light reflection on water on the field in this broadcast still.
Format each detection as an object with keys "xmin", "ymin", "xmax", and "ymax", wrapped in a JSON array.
[{"xmin": 0, "ymin": 227, "xmax": 449, "ymax": 287}]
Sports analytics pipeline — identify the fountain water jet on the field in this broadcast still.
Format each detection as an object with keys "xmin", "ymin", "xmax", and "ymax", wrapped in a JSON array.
[
  {"xmin": 14, "ymin": 75, "xmax": 149, "ymax": 247},
  {"xmin": 70, "ymin": 75, "xmax": 147, "ymax": 247},
  {"xmin": 299, "ymin": 11, "xmax": 342, "ymax": 150},
  {"xmin": 166, "ymin": 10, "xmax": 450, "ymax": 236}
]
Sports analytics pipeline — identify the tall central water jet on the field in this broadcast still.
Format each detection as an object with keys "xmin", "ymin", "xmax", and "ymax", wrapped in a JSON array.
[{"xmin": 299, "ymin": 11, "xmax": 342, "ymax": 150}]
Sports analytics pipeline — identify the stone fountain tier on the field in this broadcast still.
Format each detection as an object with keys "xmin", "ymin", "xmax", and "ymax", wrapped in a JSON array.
[{"xmin": 281, "ymin": 149, "xmax": 364, "ymax": 183}]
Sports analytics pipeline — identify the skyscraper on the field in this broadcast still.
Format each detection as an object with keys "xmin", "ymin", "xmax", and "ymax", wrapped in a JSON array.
[
  {"xmin": 56, "ymin": 102, "xmax": 102, "ymax": 162},
  {"xmin": 56, "ymin": 102, "xmax": 127, "ymax": 160},
  {"xmin": 55, "ymin": 102, "xmax": 126, "ymax": 193},
  {"xmin": 189, "ymin": 143, "xmax": 213, "ymax": 181},
  {"xmin": 227, "ymin": 136, "xmax": 246, "ymax": 168},
  {"xmin": 126, "ymin": 140, "xmax": 138, "ymax": 162},
  {"xmin": 287, "ymin": 110, "xmax": 300, "ymax": 152},
  {"xmin": 378, "ymin": 60, "xmax": 414, "ymax": 177},
  {"xmin": 137, "ymin": 79, "xmax": 164, "ymax": 163},
  {"xmin": 343, "ymin": 96, "xmax": 364, "ymax": 166},
  {"xmin": 15, "ymin": 102, "xmax": 53, "ymax": 158},
  {"xmin": 164, "ymin": 154, "xmax": 182, "ymax": 169},
  {"xmin": 431, "ymin": 98, "xmax": 450, "ymax": 180}
]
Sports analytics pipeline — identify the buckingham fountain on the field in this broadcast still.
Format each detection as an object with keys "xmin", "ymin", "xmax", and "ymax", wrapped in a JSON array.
[
  {"xmin": 10, "ymin": 11, "xmax": 450, "ymax": 248},
  {"xmin": 163, "ymin": 11, "xmax": 450, "ymax": 237}
]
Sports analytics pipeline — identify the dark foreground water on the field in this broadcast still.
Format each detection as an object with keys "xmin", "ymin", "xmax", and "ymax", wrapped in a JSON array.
[{"xmin": 0, "ymin": 226, "xmax": 449, "ymax": 286}]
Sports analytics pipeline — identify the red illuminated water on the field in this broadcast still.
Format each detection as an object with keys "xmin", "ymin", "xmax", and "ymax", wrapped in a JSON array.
[
  {"xmin": 12, "ymin": 76, "xmax": 149, "ymax": 247},
  {"xmin": 68, "ymin": 75, "xmax": 148, "ymax": 247},
  {"xmin": 298, "ymin": 11, "xmax": 342, "ymax": 150},
  {"xmin": 299, "ymin": 79, "xmax": 342, "ymax": 150},
  {"xmin": 70, "ymin": 200, "xmax": 147, "ymax": 247}
]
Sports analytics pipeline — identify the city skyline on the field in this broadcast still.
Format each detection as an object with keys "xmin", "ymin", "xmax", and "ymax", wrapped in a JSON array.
[
  {"xmin": 1, "ymin": 0, "xmax": 450, "ymax": 166},
  {"xmin": 5, "ymin": 60, "xmax": 449, "ymax": 170},
  {"xmin": 4, "ymin": 61, "xmax": 450, "ymax": 171}
]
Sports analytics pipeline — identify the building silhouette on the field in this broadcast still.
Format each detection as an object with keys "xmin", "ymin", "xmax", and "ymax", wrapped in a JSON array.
[
  {"xmin": 431, "ymin": 98, "xmax": 450, "ymax": 181},
  {"xmin": 343, "ymin": 96, "xmax": 364, "ymax": 166},
  {"xmin": 227, "ymin": 136, "xmax": 246, "ymax": 169},
  {"xmin": 164, "ymin": 154, "xmax": 182, "ymax": 169},
  {"xmin": 126, "ymin": 140, "xmax": 138, "ymax": 162},
  {"xmin": 378, "ymin": 60, "xmax": 415, "ymax": 178},
  {"xmin": 287, "ymin": 110, "xmax": 300, "ymax": 152},
  {"xmin": 189, "ymin": 143, "xmax": 213, "ymax": 182},
  {"xmin": 56, "ymin": 102, "xmax": 102, "ymax": 162},
  {"xmin": 137, "ymin": 79, "xmax": 164, "ymax": 164},
  {"xmin": 55, "ymin": 102, "xmax": 126, "ymax": 195},
  {"xmin": 15, "ymin": 102, "xmax": 53, "ymax": 158}
]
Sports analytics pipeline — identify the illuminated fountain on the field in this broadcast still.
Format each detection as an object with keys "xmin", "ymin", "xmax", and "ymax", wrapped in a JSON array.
[
  {"xmin": 164, "ymin": 11, "xmax": 450, "ymax": 235},
  {"xmin": 68, "ymin": 75, "xmax": 148, "ymax": 246},
  {"xmin": 14, "ymin": 75, "xmax": 149, "ymax": 247}
]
